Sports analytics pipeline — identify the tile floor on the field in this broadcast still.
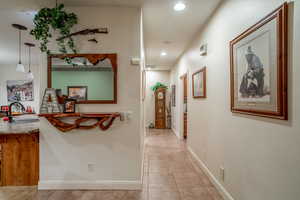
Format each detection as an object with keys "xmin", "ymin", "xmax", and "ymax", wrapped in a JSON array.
[{"xmin": 0, "ymin": 129, "xmax": 223, "ymax": 200}]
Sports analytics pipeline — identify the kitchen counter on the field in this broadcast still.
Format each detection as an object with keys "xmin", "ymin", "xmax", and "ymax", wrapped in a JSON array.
[{"xmin": 0, "ymin": 120, "xmax": 39, "ymax": 135}]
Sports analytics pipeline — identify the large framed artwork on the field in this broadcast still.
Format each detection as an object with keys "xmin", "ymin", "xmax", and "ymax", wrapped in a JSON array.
[
  {"xmin": 230, "ymin": 3, "xmax": 288, "ymax": 120},
  {"xmin": 7, "ymin": 80, "xmax": 34, "ymax": 102},
  {"xmin": 192, "ymin": 67, "xmax": 206, "ymax": 98}
]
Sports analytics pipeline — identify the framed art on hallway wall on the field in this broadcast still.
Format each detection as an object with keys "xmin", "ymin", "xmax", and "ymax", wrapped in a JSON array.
[
  {"xmin": 171, "ymin": 85, "xmax": 176, "ymax": 106},
  {"xmin": 230, "ymin": 3, "xmax": 288, "ymax": 120},
  {"xmin": 192, "ymin": 67, "xmax": 206, "ymax": 98}
]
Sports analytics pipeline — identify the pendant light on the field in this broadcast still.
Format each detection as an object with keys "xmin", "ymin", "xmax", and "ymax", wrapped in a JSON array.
[
  {"xmin": 24, "ymin": 43, "xmax": 35, "ymax": 80},
  {"xmin": 12, "ymin": 24, "xmax": 28, "ymax": 72}
]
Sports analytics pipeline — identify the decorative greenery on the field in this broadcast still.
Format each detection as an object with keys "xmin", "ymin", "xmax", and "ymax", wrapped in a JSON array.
[
  {"xmin": 30, "ymin": 3, "xmax": 78, "ymax": 64},
  {"xmin": 151, "ymin": 82, "xmax": 168, "ymax": 92}
]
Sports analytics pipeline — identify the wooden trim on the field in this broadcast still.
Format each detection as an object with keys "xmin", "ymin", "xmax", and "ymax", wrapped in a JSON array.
[
  {"xmin": 229, "ymin": 3, "xmax": 288, "ymax": 120},
  {"xmin": 48, "ymin": 54, "xmax": 118, "ymax": 104},
  {"xmin": 39, "ymin": 112, "xmax": 121, "ymax": 132},
  {"xmin": 192, "ymin": 67, "xmax": 207, "ymax": 99}
]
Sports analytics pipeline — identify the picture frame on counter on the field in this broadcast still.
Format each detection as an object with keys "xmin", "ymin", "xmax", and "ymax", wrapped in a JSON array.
[
  {"xmin": 63, "ymin": 99, "xmax": 76, "ymax": 113},
  {"xmin": 68, "ymin": 86, "xmax": 88, "ymax": 101}
]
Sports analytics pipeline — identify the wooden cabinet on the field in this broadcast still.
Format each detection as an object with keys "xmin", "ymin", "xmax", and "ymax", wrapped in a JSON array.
[
  {"xmin": 155, "ymin": 88, "xmax": 166, "ymax": 129},
  {"xmin": 0, "ymin": 132, "xmax": 39, "ymax": 186}
]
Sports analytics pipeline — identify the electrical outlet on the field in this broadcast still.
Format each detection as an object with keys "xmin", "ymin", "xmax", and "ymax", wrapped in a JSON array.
[
  {"xmin": 220, "ymin": 166, "xmax": 225, "ymax": 182},
  {"xmin": 88, "ymin": 163, "xmax": 95, "ymax": 172}
]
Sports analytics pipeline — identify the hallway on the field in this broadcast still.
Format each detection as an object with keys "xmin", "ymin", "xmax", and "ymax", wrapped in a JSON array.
[
  {"xmin": 0, "ymin": 129, "xmax": 222, "ymax": 200},
  {"xmin": 143, "ymin": 129, "xmax": 223, "ymax": 200}
]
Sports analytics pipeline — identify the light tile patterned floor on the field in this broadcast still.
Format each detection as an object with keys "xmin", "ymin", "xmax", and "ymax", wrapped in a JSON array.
[{"xmin": 0, "ymin": 129, "xmax": 223, "ymax": 200}]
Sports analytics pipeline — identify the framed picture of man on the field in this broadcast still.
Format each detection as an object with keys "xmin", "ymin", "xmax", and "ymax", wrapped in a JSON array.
[
  {"xmin": 230, "ymin": 3, "xmax": 288, "ymax": 120},
  {"xmin": 192, "ymin": 67, "xmax": 206, "ymax": 98}
]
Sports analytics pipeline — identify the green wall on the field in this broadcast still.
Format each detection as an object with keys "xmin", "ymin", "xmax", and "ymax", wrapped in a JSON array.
[{"xmin": 52, "ymin": 71, "xmax": 114, "ymax": 100}]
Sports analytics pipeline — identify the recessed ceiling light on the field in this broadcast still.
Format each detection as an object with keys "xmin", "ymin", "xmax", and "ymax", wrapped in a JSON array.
[
  {"xmin": 161, "ymin": 51, "xmax": 167, "ymax": 56},
  {"xmin": 174, "ymin": 2, "xmax": 186, "ymax": 11}
]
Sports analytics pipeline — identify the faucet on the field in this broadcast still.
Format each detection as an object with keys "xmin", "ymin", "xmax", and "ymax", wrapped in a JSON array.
[{"xmin": 7, "ymin": 102, "xmax": 25, "ymax": 123}]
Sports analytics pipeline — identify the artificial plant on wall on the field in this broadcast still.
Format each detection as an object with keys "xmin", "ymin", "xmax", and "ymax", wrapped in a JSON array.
[
  {"xmin": 30, "ymin": 3, "xmax": 78, "ymax": 63},
  {"xmin": 151, "ymin": 82, "xmax": 168, "ymax": 92}
]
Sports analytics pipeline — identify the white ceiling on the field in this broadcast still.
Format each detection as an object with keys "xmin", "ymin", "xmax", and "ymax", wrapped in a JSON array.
[
  {"xmin": 143, "ymin": 0, "xmax": 222, "ymax": 69},
  {"xmin": 62, "ymin": 0, "xmax": 143, "ymax": 7},
  {"xmin": 0, "ymin": 0, "xmax": 221, "ymax": 68}
]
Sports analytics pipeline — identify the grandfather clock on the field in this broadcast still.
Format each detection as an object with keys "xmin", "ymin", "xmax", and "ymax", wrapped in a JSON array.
[{"xmin": 155, "ymin": 87, "xmax": 166, "ymax": 129}]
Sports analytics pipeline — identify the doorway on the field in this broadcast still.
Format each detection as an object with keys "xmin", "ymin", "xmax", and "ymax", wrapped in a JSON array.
[{"xmin": 181, "ymin": 74, "xmax": 188, "ymax": 139}]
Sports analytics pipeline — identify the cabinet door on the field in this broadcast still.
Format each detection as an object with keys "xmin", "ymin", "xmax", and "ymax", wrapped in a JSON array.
[{"xmin": 2, "ymin": 134, "xmax": 39, "ymax": 186}]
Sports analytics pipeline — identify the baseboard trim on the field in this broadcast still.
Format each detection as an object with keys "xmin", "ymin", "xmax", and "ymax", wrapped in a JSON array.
[
  {"xmin": 187, "ymin": 147, "xmax": 235, "ymax": 200},
  {"xmin": 38, "ymin": 180, "xmax": 142, "ymax": 190},
  {"xmin": 171, "ymin": 128, "xmax": 181, "ymax": 139}
]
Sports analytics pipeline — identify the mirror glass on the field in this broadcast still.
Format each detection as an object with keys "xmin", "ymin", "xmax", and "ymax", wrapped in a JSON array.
[{"xmin": 49, "ymin": 54, "xmax": 117, "ymax": 104}]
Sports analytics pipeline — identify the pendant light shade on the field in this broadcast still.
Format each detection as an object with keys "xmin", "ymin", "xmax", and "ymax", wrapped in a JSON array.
[
  {"xmin": 16, "ymin": 63, "xmax": 25, "ymax": 72},
  {"xmin": 26, "ymin": 71, "xmax": 34, "ymax": 79},
  {"xmin": 24, "ymin": 42, "xmax": 35, "ymax": 80},
  {"xmin": 12, "ymin": 24, "xmax": 27, "ymax": 73}
]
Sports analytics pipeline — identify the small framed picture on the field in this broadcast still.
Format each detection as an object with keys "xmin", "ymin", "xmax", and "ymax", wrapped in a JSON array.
[
  {"xmin": 192, "ymin": 67, "xmax": 206, "ymax": 98},
  {"xmin": 63, "ymin": 99, "xmax": 76, "ymax": 113},
  {"xmin": 67, "ymin": 86, "xmax": 88, "ymax": 101},
  {"xmin": 171, "ymin": 85, "xmax": 176, "ymax": 107}
]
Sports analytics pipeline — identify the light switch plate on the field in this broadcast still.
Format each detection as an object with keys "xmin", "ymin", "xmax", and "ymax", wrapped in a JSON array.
[{"xmin": 220, "ymin": 166, "xmax": 225, "ymax": 181}]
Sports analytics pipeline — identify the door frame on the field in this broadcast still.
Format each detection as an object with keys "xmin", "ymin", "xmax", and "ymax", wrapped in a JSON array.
[{"xmin": 179, "ymin": 73, "xmax": 188, "ymax": 140}]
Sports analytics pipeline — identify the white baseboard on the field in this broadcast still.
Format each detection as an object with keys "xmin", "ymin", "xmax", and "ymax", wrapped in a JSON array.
[
  {"xmin": 171, "ymin": 128, "xmax": 181, "ymax": 139},
  {"xmin": 38, "ymin": 180, "xmax": 142, "ymax": 190},
  {"xmin": 187, "ymin": 147, "xmax": 235, "ymax": 200}
]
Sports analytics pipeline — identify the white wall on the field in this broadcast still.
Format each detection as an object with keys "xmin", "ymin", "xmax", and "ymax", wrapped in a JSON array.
[
  {"xmin": 170, "ymin": 0, "xmax": 300, "ymax": 199},
  {"xmin": 38, "ymin": 6, "xmax": 143, "ymax": 190},
  {"xmin": 145, "ymin": 70, "xmax": 170, "ymax": 127}
]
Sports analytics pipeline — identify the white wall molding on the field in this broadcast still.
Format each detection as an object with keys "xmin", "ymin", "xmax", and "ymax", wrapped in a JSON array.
[
  {"xmin": 187, "ymin": 147, "xmax": 235, "ymax": 200},
  {"xmin": 171, "ymin": 128, "xmax": 181, "ymax": 139},
  {"xmin": 38, "ymin": 180, "xmax": 142, "ymax": 190}
]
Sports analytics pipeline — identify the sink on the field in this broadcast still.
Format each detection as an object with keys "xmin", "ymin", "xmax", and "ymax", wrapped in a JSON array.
[
  {"xmin": 12, "ymin": 119, "xmax": 39, "ymax": 124},
  {"xmin": 11, "ymin": 115, "xmax": 39, "ymax": 124}
]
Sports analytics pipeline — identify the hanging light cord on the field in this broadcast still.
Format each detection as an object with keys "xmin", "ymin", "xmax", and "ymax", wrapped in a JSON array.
[
  {"xmin": 29, "ymin": 46, "xmax": 31, "ymax": 72},
  {"xmin": 19, "ymin": 29, "xmax": 21, "ymax": 64}
]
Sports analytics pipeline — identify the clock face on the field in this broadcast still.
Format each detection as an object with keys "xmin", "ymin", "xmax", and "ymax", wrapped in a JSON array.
[{"xmin": 158, "ymin": 92, "xmax": 164, "ymax": 99}]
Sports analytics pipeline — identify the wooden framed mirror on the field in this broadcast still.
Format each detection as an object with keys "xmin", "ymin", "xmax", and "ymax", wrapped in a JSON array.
[{"xmin": 48, "ymin": 54, "xmax": 117, "ymax": 104}]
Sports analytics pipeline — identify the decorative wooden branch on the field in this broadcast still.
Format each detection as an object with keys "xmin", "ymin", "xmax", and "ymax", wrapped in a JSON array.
[
  {"xmin": 39, "ymin": 112, "xmax": 121, "ymax": 132},
  {"xmin": 51, "ymin": 54, "xmax": 116, "ymax": 66},
  {"xmin": 57, "ymin": 28, "xmax": 108, "ymax": 41},
  {"xmin": 88, "ymin": 38, "xmax": 98, "ymax": 43}
]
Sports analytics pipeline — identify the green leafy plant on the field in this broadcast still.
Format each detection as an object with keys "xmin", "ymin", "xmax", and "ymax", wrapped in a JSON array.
[
  {"xmin": 30, "ymin": 3, "xmax": 78, "ymax": 64},
  {"xmin": 151, "ymin": 82, "xmax": 168, "ymax": 92}
]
